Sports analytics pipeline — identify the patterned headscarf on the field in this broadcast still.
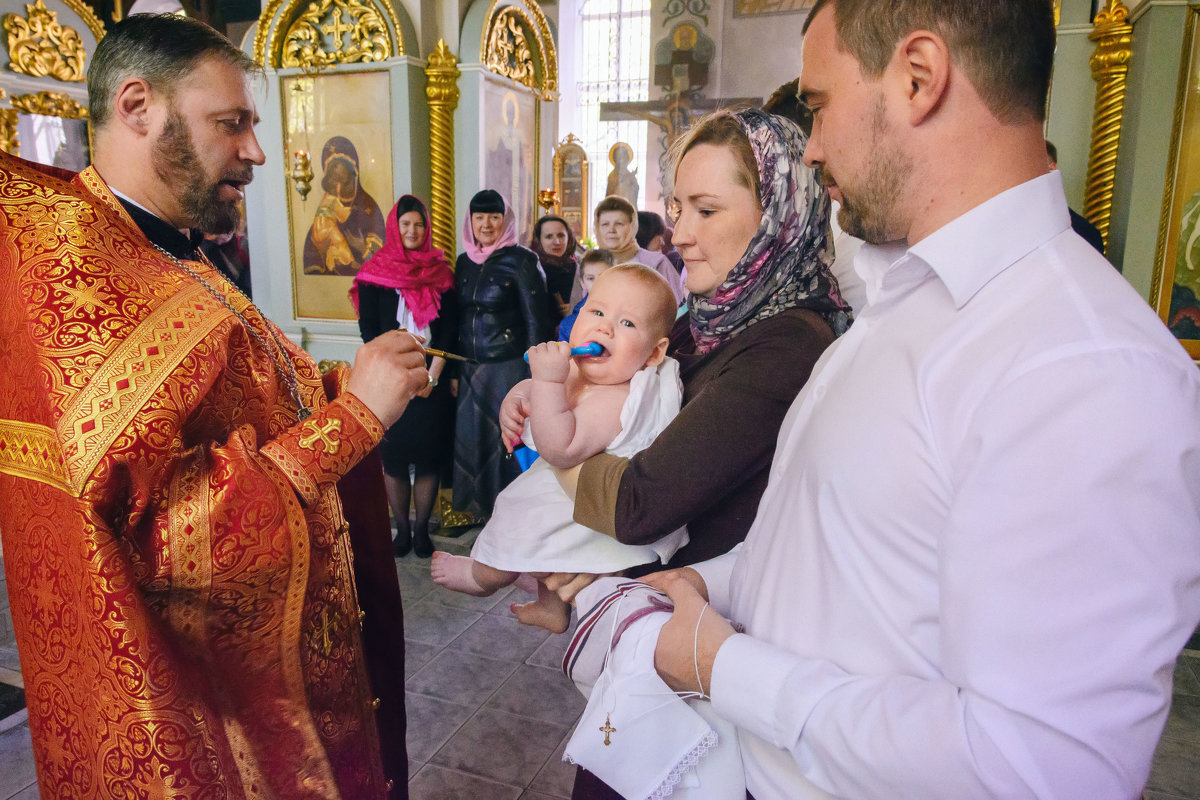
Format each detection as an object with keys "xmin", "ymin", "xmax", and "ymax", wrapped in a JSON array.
[
  {"xmin": 687, "ymin": 108, "xmax": 850, "ymax": 354},
  {"xmin": 349, "ymin": 195, "xmax": 453, "ymax": 328}
]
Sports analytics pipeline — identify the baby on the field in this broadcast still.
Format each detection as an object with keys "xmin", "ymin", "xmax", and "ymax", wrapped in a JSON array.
[{"xmin": 431, "ymin": 264, "xmax": 686, "ymax": 632}]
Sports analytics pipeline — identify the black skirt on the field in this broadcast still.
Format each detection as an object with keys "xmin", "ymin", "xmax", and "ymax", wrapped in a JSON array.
[
  {"xmin": 380, "ymin": 383, "xmax": 453, "ymax": 475},
  {"xmin": 451, "ymin": 357, "xmax": 528, "ymax": 517}
]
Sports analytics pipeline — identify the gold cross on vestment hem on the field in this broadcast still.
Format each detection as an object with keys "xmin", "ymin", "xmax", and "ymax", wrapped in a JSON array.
[
  {"xmin": 311, "ymin": 606, "xmax": 337, "ymax": 656},
  {"xmin": 300, "ymin": 417, "xmax": 342, "ymax": 454}
]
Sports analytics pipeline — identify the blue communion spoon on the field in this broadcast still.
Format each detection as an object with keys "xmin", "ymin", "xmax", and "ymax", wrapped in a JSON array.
[{"xmin": 524, "ymin": 342, "xmax": 603, "ymax": 362}]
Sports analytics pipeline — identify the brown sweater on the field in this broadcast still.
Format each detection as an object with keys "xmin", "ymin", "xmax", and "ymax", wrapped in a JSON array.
[{"xmin": 574, "ymin": 307, "xmax": 835, "ymax": 567}]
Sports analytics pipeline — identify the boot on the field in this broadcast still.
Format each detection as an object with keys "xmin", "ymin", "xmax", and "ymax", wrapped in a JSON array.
[
  {"xmin": 413, "ymin": 526, "xmax": 434, "ymax": 559},
  {"xmin": 392, "ymin": 531, "xmax": 412, "ymax": 558}
]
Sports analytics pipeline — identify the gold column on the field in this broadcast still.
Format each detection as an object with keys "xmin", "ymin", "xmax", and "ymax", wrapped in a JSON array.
[
  {"xmin": 1083, "ymin": 0, "xmax": 1133, "ymax": 252},
  {"xmin": 425, "ymin": 39, "xmax": 461, "ymax": 256}
]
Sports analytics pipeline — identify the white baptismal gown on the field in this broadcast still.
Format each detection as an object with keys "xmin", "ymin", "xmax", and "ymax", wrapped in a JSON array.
[{"xmin": 470, "ymin": 358, "xmax": 687, "ymax": 573}]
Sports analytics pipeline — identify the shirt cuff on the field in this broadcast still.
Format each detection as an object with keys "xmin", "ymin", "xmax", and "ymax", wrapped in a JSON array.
[
  {"xmin": 689, "ymin": 547, "xmax": 740, "ymax": 615},
  {"xmin": 710, "ymin": 633, "xmax": 803, "ymax": 748},
  {"xmin": 260, "ymin": 392, "xmax": 385, "ymax": 505},
  {"xmin": 573, "ymin": 452, "xmax": 627, "ymax": 538},
  {"xmin": 710, "ymin": 633, "xmax": 852, "ymax": 753}
]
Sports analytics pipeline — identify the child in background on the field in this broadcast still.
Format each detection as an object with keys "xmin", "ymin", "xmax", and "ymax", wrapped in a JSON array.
[
  {"xmin": 431, "ymin": 264, "xmax": 687, "ymax": 632},
  {"xmin": 557, "ymin": 248, "xmax": 616, "ymax": 341}
]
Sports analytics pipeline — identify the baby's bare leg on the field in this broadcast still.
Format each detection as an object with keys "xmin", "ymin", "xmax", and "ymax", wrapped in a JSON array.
[
  {"xmin": 430, "ymin": 552, "xmax": 518, "ymax": 597},
  {"xmin": 511, "ymin": 579, "xmax": 572, "ymax": 634}
]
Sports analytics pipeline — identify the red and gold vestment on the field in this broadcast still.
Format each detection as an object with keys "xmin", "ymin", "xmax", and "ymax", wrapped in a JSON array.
[{"xmin": 0, "ymin": 152, "xmax": 389, "ymax": 798}]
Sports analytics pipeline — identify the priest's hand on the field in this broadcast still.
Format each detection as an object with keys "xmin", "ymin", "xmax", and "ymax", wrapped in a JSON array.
[
  {"xmin": 648, "ymin": 569, "xmax": 736, "ymax": 696},
  {"xmin": 347, "ymin": 329, "xmax": 428, "ymax": 428}
]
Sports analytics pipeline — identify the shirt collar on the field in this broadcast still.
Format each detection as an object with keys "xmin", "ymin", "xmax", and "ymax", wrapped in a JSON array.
[
  {"xmin": 855, "ymin": 171, "xmax": 1071, "ymax": 310},
  {"xmin": 110, "ymin": 188, "xmax": 203, "ymax": 260}
]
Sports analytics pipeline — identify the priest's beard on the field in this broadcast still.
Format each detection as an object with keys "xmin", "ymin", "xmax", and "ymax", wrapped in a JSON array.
[
  {"xmin": 152, "ymin": 110, "xmax": 250, "ymax": 235},
  {"xmin": 831, "ymin": 96, "xmax": 912, "ymax": 245}
]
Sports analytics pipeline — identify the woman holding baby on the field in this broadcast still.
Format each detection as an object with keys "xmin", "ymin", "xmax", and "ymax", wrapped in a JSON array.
[{"xmin": 500, "ymin": 106, "xmax": 851, "ymax": 799}]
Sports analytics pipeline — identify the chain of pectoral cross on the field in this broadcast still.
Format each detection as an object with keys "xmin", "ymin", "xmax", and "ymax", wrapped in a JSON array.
[{"xmin": 154, "ymin": 244, "xmax": 312, "ymax": 421}]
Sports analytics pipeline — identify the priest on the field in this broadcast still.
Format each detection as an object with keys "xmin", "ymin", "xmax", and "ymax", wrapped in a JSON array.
[{"xmin": 0, "ymin": 13, "xmax": 424, "ymax": 799}]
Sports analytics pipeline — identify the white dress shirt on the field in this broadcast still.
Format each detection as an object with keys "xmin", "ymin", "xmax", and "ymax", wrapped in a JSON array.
[{"xmin": 697, "ymin": 173, "xmax": 1200, "ymax": 799}]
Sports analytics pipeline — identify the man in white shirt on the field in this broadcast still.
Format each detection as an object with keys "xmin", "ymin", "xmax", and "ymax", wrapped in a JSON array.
[{"xmin": 646, "ymin": 1, "xmax": 1200, "ymax": 797}]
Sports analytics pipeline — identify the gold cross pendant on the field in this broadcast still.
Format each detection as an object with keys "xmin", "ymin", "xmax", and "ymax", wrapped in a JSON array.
[{"xmin": 599, "ymin": 713, "xmax": 616, "ymax": 746}]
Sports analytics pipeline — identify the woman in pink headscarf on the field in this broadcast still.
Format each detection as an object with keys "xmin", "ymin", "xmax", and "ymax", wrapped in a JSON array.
[
  {"xmin": 352, "ymin": 194, "xmax": 455, "ymax": 558},
  {"xmin": 451, "ymin": 189, "xmax": 551, "ymax": 522}
]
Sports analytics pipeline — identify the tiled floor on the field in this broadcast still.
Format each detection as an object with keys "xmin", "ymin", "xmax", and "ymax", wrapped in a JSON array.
[
  {"xmin": 0, "ymin": 541, "xmax": 1198, "ymax": 799},
  {"xmin": 396, "ymin": 528, "xmax": 585, "ymax": 799}
]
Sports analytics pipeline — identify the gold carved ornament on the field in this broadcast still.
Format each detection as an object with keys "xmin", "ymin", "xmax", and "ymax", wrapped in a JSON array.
[
  {"xmin": 425, "ymin": 39, "xmax": 460, "ymax": 256},
  {"xmin": 280, "ymin": 0, "xmax": 391, "ymax": 70},
  {"xmin": 524, "ymin": 0, "xmax": 557, "ymax": 96},
  {"xmin": 1082, "ymin": 0, "xmax": 1133, "ymax": 253},
  {"xmin": 484, "ymin": 7, "xmax": 537, "ymax": 90},
  {"xmin": 255, "ymin": 0, "xmax": 401, "ymax": 69},
  {"xmin": 11, "ymin": 89, "xmax": 88, "ymax": 118},
  {"xmin": 3, "ymin": 0, "xmax": 86, "ymax": 82},
  {"xmin": 0, "ymin": 108, "xmax": 16, "ymax": 155},
  {"xmin": 479, "ymin": 0, "xmax": 558, "ymax": 99},
  {"xmin": 552, "ymin": 133, "xmax": 589, "ymax": 240}
]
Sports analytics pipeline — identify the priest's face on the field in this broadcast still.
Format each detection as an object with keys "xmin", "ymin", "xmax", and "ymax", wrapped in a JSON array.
[{"xmin": 152, "ymin": 57, "xmax": 265, "ymax": 234}]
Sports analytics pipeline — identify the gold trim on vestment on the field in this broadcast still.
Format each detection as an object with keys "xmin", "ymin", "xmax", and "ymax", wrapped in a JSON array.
[
  {"xmin": 0, "ymin": 418, "xmax": 69, "ymax": 492},
  {"xmin": 224, "ymin": 717, "xmax": 276, "ymax": 800},
  {"xmin": 278, "ymin": 473, "xmax": 342, "ymax": 796},
  {"xmin": 58, "ymin": 281, "xmax": 225, "ymax": 494},
  {"xmin": 166, "ymin": 450, "xmax": 214, "ymax": 649}
]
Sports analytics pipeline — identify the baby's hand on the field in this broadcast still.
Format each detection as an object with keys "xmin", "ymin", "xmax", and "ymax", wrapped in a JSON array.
[{"xmin": 526, "ymin": 341, "xmax": 572, "ymax": 383}]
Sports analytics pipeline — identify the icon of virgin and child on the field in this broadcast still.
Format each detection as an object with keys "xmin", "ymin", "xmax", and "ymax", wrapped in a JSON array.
[{"xmin": 303, "ymin": 136, "xmax": 386, "ymax": 276}]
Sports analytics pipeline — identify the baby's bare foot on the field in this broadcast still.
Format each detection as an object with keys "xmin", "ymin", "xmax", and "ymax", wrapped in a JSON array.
[
  {"xmin": 512, "ymin": 598, "xmax": 571, "ymax": 633},
  {"xmin": 430, "ymin": 552, "xmax": 490, "ymax": 596},
  {"xmin": 511, "ymin": 581, "xmax": 571, "ymax": 633}
]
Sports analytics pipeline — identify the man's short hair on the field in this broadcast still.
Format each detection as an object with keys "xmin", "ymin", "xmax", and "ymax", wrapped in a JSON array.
[
  {"xmin": 88, "ymin": 13, "xmax": 260, "ymax": 129},
  {"xmin": 595, "ymin": 195, "xmax": 636, "ymax": 223},
  {"xmin": 804, "ymin": 0, "xmax": 1055, "ymax": 124}
]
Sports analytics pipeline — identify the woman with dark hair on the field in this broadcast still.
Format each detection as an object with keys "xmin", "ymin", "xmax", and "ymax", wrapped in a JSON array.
[
  {"xmin": 531, "ymin": 214, "xmax": 579, "ymax": 324},
  {"xmin": 453, "ymin": 189, "xmax": 551, "ymax": 520},
  {"xmin": 638, "ymin": 209, "xmax": 685, "ymax": 275},
  {"xmin": 502, "ymin": 109, "xmax": 849, "ymax": 797},
  {"xmin": 352, "ymin": 194, "xmax": 456, "ymax": 557}
]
